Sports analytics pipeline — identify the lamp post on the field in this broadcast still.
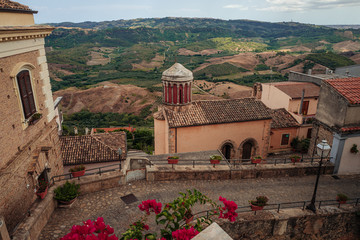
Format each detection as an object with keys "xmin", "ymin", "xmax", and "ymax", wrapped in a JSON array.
[{"xmin": 306, "ymin": 140, "xmax": 331, "ymax": 213}]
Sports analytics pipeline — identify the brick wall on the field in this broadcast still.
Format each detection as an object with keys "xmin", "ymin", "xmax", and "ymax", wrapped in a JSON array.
[{"xmin": 0, "ymin": 49, "xmax": 63, "ymax": 233}]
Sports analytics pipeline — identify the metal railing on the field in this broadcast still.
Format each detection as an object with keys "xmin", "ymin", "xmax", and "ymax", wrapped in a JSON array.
[
  {"xmin": 148, "ymin": 156, "xmax": 329, "ymax": 169},
  {"xmin": 190, "ymin": 197, "xmax": 360, "ymax": 220},
  {"xmin": 50, "ymin": 163, "xmax": 122, "ymax": 184}
]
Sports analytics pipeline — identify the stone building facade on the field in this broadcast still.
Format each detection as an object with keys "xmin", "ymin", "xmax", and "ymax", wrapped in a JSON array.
[{"xmin": 0, "ymin": 1, "xmax": 63, "ymax": 234}]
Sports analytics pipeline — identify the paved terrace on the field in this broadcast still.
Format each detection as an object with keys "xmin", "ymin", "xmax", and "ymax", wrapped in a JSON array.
[{"xmin": 39, "ymin": 175, "xmax": 360, "ymax": 239}]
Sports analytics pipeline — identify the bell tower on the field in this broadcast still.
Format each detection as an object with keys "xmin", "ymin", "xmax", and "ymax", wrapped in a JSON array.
[{"xmin": 162, "ymin": 63, "xmax": 193, "ymax": 106}]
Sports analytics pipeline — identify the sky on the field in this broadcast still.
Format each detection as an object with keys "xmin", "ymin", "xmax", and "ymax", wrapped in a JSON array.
[{"xmin": 21, "ymin": 0, "xmax": 360, "ymax": 25}]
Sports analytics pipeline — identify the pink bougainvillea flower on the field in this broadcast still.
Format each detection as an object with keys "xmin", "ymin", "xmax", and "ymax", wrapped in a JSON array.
[
  {"xmin": 172, "ymin": 227, "xmax": 199, "ymax": 240},
  {"xmin": 138, "ymin": 199, "xmax": 162, "ymax": 215},
  {"xmin": 60, "ymin": 218, "xmax": 118, "ymax": 240},
  {"xmin": 218, "ymin": 196, "xmax": 238, "ymax": 222}
]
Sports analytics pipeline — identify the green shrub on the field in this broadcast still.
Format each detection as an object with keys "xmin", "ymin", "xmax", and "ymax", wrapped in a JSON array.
[
  {"xmin": 210, "ymin": 155, "xmax": 222, "ymax": 160},
  {"xmin": 54, "ymin": 181, "xmax": 80, "ymax": 202}
]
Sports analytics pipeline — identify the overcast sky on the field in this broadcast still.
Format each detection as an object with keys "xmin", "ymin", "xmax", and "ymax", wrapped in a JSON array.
[{"xmin": 22, "ymin": 0, "xmax": 360, "ymax": 25}]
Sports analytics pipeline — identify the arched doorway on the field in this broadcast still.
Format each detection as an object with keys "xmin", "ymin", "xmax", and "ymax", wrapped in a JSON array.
[
  {"xmin": 221, "ymin": 143, "xmax": 233, "ymax": 159},
  {"xmin": 242, "ymin": 141, "xmax": 253, "ymax": 159}
]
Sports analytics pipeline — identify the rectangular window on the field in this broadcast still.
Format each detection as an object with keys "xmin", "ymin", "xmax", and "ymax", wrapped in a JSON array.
[
  {"xmin": 281, "ymin": 134, "xmax": 290, "ymax": 145},
  {"xmin": 17, "ymin": 70, "xmax": 36, "ymax": 119},
  {"xmin": 301, "ymin": 101, "xmax": 309, "ymax": 115},
  {"xmin": 307, "ymin": 128, "xmax": 312, "ymax": 139}
]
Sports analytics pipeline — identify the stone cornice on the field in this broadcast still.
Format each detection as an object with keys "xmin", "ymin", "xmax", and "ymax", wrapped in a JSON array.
[{"xmin": 0, "ymin": 26, "xmax": 54, "ymax": 42}]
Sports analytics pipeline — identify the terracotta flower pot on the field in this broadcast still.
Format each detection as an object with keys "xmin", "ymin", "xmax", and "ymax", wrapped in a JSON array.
[
  {"xmin": 336, "ymin": 196, "xmax": 347, "ymax": 204},
  {"xmin": 36, "ymin": 187, "xmax": 48, "ymax": 199},
  {"xmin": 250, "ymin": 204, "xmax": 264, "ymax": 211},
  {"xmin": 71, "ymin": 169, "xmax": 85, "ymax": 178},
  {"xmin": 59, "ymin": 197, "xmax": 77, "ymax": 205},
  {"xmin": 210, "ymin": 159, "xmax": 220, "ymax": 165},
  {"xmin": 184, "ymin": 215, "xmax": 194, "ymax": 224},
  {"xmin": 167, "ymin": 157, "xmax": 179, "ymax": 164},
  {"xmin": 251, "ymin": 159, "xmax": 261, "ymax": 164}
]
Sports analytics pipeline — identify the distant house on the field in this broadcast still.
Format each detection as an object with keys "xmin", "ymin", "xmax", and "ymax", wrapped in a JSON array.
[
  {"xmin": 60, "ymin": 132, "xmax": 127, "ymax": 166},
  {"xmin": 254, "ymin": 81, "xmax": 320, "ymax": 140},
  {"xmin": 0, "ymin": 0, "xmax": 63, "ymax": 234},
  {"xmin": 310, "ymin": 77, "xmax": 360, "ymax": 174},
  {"xmin": 269, "ymin": 109, "xmax": 300, "ymax": 153},
  {"xmin": 154, "ymin": 63, "xmax": 272, "ymax": 159}
]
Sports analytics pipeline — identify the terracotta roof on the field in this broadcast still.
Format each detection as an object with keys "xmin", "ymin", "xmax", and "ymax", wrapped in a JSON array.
[
  {"xmin": 60, "ymin": 132, "xmax": 127, "ymax": 165},
  {"xmin": 325, "ymin": 77, "xmax": 360, "ymax": 104},
  {"xmin": 340, "ymin": 126, "xmax": 360, "ymax": 132},
  {"xmin": 0, "ymin": 0, "xmax": 36, "ymax": 12},
  {"xmin": 153, "ymin": 111, "xmax": 165, "ymax": 120},
  {"xmin": 93, "ymin": 126, "xmax": 136, "ymax": 133},
  {"xmin": 163, "ymin": 98, "xmax": 272, "ymax": 128},
  {"xmin": 270, "ymin": 108, "xmax": 299, "ymax": 129},
  {"xmin": 266, "ymin": 82, "xmax": 320, "ymax": 99}
]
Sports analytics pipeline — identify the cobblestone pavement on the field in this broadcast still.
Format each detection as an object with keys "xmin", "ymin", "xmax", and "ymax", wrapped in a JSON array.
[{"xmin": 39, "ymin": 175, "xmax": 360, "ymax": 239}]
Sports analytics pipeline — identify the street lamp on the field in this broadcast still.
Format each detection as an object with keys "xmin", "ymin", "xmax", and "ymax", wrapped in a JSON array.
[{"xmin": 306, "ymin": 140, "xmax": 331, "ymax": 213}]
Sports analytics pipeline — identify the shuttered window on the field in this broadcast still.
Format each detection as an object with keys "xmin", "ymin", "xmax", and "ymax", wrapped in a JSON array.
[{"xmin": 17, "ymin": 70, "xmax": 36, "ymax": 119}]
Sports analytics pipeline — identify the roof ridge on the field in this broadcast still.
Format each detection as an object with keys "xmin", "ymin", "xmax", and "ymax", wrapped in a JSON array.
[{"xmin": 90, "ymin": 135, "xmax": 119, "ymax": 152}]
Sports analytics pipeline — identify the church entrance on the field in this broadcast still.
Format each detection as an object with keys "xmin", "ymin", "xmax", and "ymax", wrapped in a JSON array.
[
  {"xmin": 242, "ymin": 141, "xmax": 253, "ymax": 159},
  {"xmin": 221, "ymin": 143, "xmax": 233, "ymax": 159}
]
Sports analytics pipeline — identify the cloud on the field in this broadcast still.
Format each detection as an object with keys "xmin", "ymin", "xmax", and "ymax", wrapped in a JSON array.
[
  {"xmin": 223, "ymin": 4, "xmax": 249, "ymax": 10},
  {"xmin": 258, "ymin": 0, "xmax": 360, "ymax": 12}
]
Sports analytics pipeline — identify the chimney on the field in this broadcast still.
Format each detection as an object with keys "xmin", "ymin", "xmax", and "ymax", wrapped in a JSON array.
[
  {"xmin": 308, "ymin": 69, "xmax": 312, "ymax": 75},
  {"xmin": 74, "ymin": 127, "xmax": 78, "ymax": 135},
  {"xmin": 325, "ymin": 68, "xmax": 329, "ymax": 75}
]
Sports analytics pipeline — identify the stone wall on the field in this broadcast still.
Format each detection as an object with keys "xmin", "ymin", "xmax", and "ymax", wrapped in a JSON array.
[
  {"xmin": 219, "ymin": 206, "xmax": 359, "ymax": 239},
  {"xmin": 11, "ymin": 171, "xmax": 125, "ymax": 240},
  {"xmin": 308, "ymin": 121, "xmax": 334, "ymax": 157},
  {"xmin": 146, "ymin": 163, "xmax": 334, "ymax": 181}
]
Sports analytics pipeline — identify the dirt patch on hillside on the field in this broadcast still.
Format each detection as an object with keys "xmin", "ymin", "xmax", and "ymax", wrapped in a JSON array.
[
  {"xmin": 194, "ymin": 53, "xmax": 259, "ymax": 72},
  {"xmin": 280, "ymin": 45, "xmax": 311, "ymax": 52},
  {"xmin": 333, "ymin": 41, "xmax": 360, "ymax": 52},
  {"xmin": 265, "ymin": 54, "xmax": 300, "ymax": 70},
  {"xmin": 178, "ymin": 48, "xmax": 222, "ymax": 56},
  {"xmin": 132, "ymin": 54, "xmax": 164, "ymax": 70},
  {"xmin": 210, "ymin": 83, "xmax": 252, "ymax": 98},
  {"xmin": 350, "ymin": 53, "xmax": 360, "ymax": 64},
  {"xmin": 53, "ymin": 82, "xmax": 161, "ymax": 115}
]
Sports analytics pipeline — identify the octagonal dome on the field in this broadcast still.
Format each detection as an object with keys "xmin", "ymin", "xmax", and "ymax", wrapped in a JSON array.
[{"xmin": 162, "ymin": 63, "xmax": 193, "ymax": 82}]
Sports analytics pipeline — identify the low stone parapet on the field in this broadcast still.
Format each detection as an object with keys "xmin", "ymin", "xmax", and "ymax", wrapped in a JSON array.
[{"xmin": 146, "ymin": 163, "xmax": 334, "ymax": 181}]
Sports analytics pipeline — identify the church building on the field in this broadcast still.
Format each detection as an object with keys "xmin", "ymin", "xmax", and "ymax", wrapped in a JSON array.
[{"xmin": 154, "ymin": 63, "xmax": 272, "ymax": 159}]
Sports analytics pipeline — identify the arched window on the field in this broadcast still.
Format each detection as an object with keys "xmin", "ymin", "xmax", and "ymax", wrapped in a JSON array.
[{"xmin": 17, "ymin": 70, "xmax": 36, "ymax": 119}]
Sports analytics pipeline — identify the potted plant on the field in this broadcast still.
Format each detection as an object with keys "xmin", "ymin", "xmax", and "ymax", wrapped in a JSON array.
[
  {"xmin": 54, "ymin": 181, "xmax": 80, "ymax": 205},
  {"xmin": 36, "ymin": 179, "xmax": 48, "ymax": 199},
  {"xmin": 209, "ymin": 155, "xmax": 222, "ymax": 165},
  {"xmin": 28, "ymin": 113, "xmax": 42, "ymax": 125},
  {"xmin": 336, "ymin": 193, "xmax": 349, "ymax": 204},
  {"xmin": 167, "ymin": 156, "xmax": 179, "ymax": 164},
  {"xmin": 249, "ymin": 195, "xmax": 268, "ymax": 211},
  {"xmin": 251, "ymin": 156, "xmax": 262, "ymax": 164},
  {"xmin": 350, "ymin": 144, "xmax": 359, "ymax": 154},
  {"xmin": 184, "ymin": 209, "xmax": 194, "ymax": 224},
  {"xmin": 290, "ymin": 155, "xmax": 301, "ymax": 163},
  {"xmin": 69, "ymin": 165, "xmax": 86, "ymax": 178}
]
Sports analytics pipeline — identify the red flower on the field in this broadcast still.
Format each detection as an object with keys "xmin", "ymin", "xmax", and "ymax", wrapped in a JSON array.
[
  {"xmin": 218, "ymin": 196, "xmax": 238, "ymax": 222},
  {"xmin": 138, "ymin": 199, "xmax": 162, "ymax": 215},
  {"xmin": 172, "ymin": 227, "xmax": 199, "ymax": 240},
  {"xmin": 60, "ymin": 218, "xmax": 118, "ymax": 240}
]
